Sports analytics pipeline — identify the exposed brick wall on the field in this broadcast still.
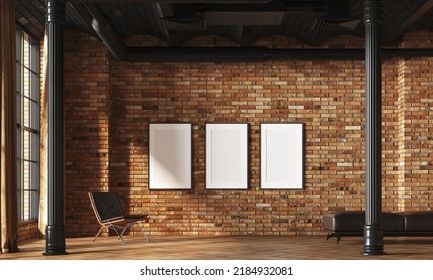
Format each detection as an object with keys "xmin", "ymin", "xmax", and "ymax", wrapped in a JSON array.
[
  {"xmin": 60, "ymin": 30, "xmax": 433, "ymax": 238},
  {"xmin": 18, "ymin": 221, "xmax": 39, "ymax": 241},
  {"xmin": 64, "ymin": 32, "xmax": 111, "ymax": 236},
  {"xmin": 396, "ymin": 31, "xmax": 433, "ymax": 211}
]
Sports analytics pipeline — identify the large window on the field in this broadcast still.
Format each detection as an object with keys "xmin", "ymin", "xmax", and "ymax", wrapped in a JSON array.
[{"xmin": 16, "ymin": 27, "xmax": 40, "ymax": 221}]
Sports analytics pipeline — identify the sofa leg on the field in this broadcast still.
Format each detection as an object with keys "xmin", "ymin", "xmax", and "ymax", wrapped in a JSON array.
[
  {"xmin": 326, "ymin": 233, "xmax": 343, "ymax": 244},
  {"xmin": 326, "ymin": 233, "xmax": 335, "ymax": 241}
]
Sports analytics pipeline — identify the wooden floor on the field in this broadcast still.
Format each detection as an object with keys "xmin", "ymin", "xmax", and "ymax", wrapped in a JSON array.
[{"xmin": 2, "ymin": 235, "xmax": 433, "ymax": 260}]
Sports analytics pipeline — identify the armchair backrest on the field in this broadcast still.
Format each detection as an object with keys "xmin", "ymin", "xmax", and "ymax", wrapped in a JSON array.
[{"xmin": 89, "ymin": 192, "xmax": 125, "ymax": 224}]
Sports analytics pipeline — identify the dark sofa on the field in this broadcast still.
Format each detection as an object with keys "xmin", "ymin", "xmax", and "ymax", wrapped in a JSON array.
[{"xmin": 323, "ymin": 211, "xmax": 433, "ymax": 243}]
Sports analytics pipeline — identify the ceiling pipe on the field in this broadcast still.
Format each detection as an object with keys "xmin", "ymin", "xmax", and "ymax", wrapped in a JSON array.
[
  {"xmin": 86, "ymin": 4, "xmax": 433, "ymax": 62},
  {"xmin": 87, "ymin": 4, "xmax": 129, "ymax": 60}
]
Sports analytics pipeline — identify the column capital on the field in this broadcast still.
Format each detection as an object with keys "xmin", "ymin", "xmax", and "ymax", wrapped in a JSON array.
[
  {"xmin": 46, "ymin": 0, "xmax": 65, "ymax": 24},
  {"xmin": 364, "ymin": 0, "xmax": 384, "ymax": 24}
]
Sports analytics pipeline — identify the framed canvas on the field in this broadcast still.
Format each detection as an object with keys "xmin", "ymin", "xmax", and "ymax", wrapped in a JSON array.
[
  {"xmin": 149, "ymin": 123, "xmax": 191, "ymax": 189},
  {"xmin": 260, "ymin": 123, "xmax": 303, "ymax": 189},
  {"xmin": 206, "ymin": 123, "xmax": 248, "ymax": 189}
]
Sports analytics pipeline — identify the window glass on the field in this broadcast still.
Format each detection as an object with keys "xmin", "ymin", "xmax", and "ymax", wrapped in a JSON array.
[{"xmin": 16, "ymin": 27, "xmax": 40, "ymax": 222}]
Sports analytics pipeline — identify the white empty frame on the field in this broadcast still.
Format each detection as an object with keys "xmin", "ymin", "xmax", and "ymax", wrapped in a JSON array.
[
  {"xmin": 261, "ymin": 123, "xmax": 303, "ymax": 189},
  {"xmin": 206, "ymin": 124, "xmax": 248, "ymax": 189},
  {"xmin": 149, "ymin": 123, "xmax": 191, "ymax": 189}
]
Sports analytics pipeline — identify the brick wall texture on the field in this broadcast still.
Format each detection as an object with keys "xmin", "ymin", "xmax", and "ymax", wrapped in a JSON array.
[
  {"xmin": 60, "ymin": 30, "xmax": 433, "ymax": 237},
  {"xmin": 18, "ymin": 221, "xmax": 39, "ymax": 241}
]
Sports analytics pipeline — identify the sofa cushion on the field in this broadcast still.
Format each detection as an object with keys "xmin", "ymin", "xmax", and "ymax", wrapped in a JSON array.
[
  {"xmin": 400, "ymin": 212, "xmax": 433, "ymax": 232},
  {"xmin": 323, "ymin": 211, "xmax": 364, "ymax": 232},
  {"xmin": 323, "ymin": 211, "xmax": 404, "ymax": 232}
]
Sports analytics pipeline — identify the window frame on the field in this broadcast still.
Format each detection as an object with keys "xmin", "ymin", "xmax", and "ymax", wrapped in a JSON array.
[{"xmin": 16, "ymin": 26, "xmax": 40, "ymax": 222}]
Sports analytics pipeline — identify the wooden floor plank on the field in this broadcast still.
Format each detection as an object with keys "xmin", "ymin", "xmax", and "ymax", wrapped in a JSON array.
[{"xmin": 2, "ymin": 236, "xmax": 433, "ymax": 260}]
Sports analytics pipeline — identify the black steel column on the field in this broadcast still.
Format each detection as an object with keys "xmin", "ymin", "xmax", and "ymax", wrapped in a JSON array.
[
  {"xmin": 44, "ymin": 0, "xmax": 67, "ymax": 256},
  {"xmin": 363, "ymin": 0, "xmax": 385, "ymax": 256}
]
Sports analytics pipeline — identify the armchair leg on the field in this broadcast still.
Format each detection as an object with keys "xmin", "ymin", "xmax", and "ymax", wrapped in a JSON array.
[
  {"xmin": 120, "ymin": 225, "xmax": 128, "ymax": 238},
  {"xmin": 93, "ymin": 226, "xmax": 105, "ymax": 243},
  {"xmin": 111, "ymin": 225, "xmax": 126, "ymax": 244},
  {"xmin": 120, "ymin": 222, "xmax": 149, "ymax": 242},
  {"xmin": 93, "ymin": 221, "xmax": 148, "ymax": 244},
  {"xmin": 135, "ymin": 222, "xmax": 149, "ymax": 242}
]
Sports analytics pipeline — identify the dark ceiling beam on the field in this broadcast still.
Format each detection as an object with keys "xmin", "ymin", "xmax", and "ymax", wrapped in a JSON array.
[
  {"xmin": 127, "ymin": 47, "xmax": 369, "ymax": 61},
  {"xmin": 399, "ymin": 0, "xmax": 433, "ymax": 31},
  {"xmin": 126, "ymin": 48, "xmax": 433, "ymax": 62},
  {"xmin": 85, "ymin": 3, "xmax": 433, "ymax": 62},
  {"xmin": 68, "ymin": 0, "xmax": 274, "ymax": 3},
  {"xmin": 200, "ymin": 1, "xmax": 325, "ymax": 13},
  {"xmin": 71, "ymin": 0, "xmax": 326, "ymax": 13},
  {"xmin": 285, "ymin": 1, "xmax": 324, "ymax": 13}
]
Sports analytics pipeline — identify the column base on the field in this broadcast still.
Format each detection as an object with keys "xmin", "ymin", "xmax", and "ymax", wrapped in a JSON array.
[
  {"xmin": 43, "ymin": 225, "xmax": 67, "ymax": 256},
  {"xmin": 362, "ymin": 224, "xmax": 385, "ymax": 255}
]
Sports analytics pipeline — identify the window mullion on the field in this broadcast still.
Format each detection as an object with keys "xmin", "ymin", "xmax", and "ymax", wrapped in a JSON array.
[{"xmin": 20, "ymin": 31, "xmax": 25, "ymax": 221}]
